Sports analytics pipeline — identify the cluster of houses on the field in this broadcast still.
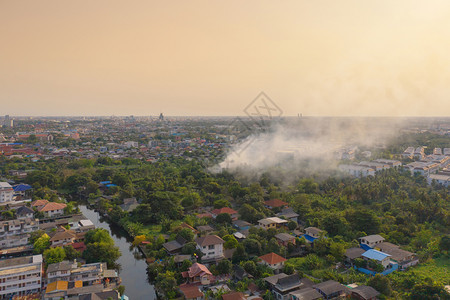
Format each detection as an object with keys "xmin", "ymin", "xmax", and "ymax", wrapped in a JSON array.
[
  {"xmin": 339, "ymin": 159, "xmax": 401, "ymax": 178},
  {"xmin": 0, "ymin": 116, "xmax": 238, "ymax": 164},
  {"xmin": 154, "ymin": 198, "xmax": 416, "ymax": 300},
  {"xmin": 338, "ymin": 146, "xmax": 450, "ymax": 188},
  {"xmin": 0, "ymin": 181, "xmax": 126, "ymax": 299}
]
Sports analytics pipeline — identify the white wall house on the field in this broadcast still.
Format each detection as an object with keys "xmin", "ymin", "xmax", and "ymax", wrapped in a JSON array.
[{"xmin": 195, "ymin": 235, "xmax": 224, "ymax": 260}]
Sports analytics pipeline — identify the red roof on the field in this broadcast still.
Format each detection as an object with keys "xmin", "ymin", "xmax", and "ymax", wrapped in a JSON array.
[
  {"xmin": 264, "ymin": 199, "xmax": 288, "ymax": 208},
  {"xmin": 196, "ymin": 212, "xmax": 212, "ymax": 218},
  {"xmin": 70, "ymin": 242, "xmax": 87, "ymax": 252},
  {"xmin": 259, "ymin": 252, "xmax": 287, "ymax": 264},
  {"xmin": 222, "ymin": 292, "xmax": 246, "ymax": 300},
  {"xmin": 212, "ymin": 207, "xmax": 237, "ymax": 215},
  {"xmin": 31, "ymin": 199, "xmax": 49, "ymax": 207},
  {"xmin": 38, "ymin": 202, "xmax": 67, "ymax": 212},
  {"xmin": 180, "ymin": 286, "xmax": 204, "ymax": 299},
  {"xmin": 184, "ymin": 263, "xmax": 212, "ymax": 278}
]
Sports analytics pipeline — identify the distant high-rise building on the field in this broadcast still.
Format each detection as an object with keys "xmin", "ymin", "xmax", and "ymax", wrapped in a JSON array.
[
  {"xmin": 159, "ymin": 113, "xmax": 164, "ymax": 121},
  {"xmin": 3, "ymin": 115, "xmax": 13, "ymax": 128}
]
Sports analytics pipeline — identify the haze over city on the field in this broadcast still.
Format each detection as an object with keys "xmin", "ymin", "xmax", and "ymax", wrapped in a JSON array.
[{"xmin": 2, "ymin": 0, "xmax": 450, "ymax": 116}]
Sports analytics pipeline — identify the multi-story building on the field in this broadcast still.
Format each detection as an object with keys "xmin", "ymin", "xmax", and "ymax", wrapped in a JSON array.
[
  {"xmin": 0, "ymin": 255, "xmax": 43, "ymax": 298},
  {"xmin": 195, "ymin": 235, "xmax": 224, "ymax": 261},
  {"xmin": 47, "ymin": 260, "xmax": 113, "ymax": 285},
  {"xmin": 0, "ymin": 182, "xmax": 14, "ymax": 205},
  {"xmin": 0, "ymin": 218, "xmax": 39, "ymax": 249}
]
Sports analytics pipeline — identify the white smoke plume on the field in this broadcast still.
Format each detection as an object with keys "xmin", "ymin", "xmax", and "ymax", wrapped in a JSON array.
[{"xmin": 214, "ymin": 117, "xmax": 405, "ymax": 183}]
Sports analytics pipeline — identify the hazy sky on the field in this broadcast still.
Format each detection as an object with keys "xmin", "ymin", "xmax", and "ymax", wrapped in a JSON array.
[{"xmin": 1, "ymin": 1, "xmax": 450, "ymax": 116}]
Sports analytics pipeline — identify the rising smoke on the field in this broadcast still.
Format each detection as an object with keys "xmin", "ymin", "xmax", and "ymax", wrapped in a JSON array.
[{"xmin": 213, "ymin": 117, "xmax": 404, "ymax": 183}]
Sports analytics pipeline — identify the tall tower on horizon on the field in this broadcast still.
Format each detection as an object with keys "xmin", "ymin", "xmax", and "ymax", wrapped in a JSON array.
[{"xmin": 159, "ymin": 113, "xmax": 164, "ymax": 121}]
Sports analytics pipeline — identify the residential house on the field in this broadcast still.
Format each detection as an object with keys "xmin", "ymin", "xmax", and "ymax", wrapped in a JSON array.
[
  {"xmin": 301, "ymin": 227, "xmax": 323, "ymax": 243},
  {"xmin": 350, "ymin": 285, "xmax": 380, "ymax": 300},
  {"xmin": 266, "ymin": 273, "xmax": 314, "ymax": 300},
  {"xmin": 375, "ymin": 242, "xmax": 418, "ymax": 270},
  {"xmin": 344, "ymin": 247, "xmax": 365, "ymax": 266},
  {"xmin": 15, "ymin": 206, "xmax": 34, "ymax": 219},
  {"xmin": 211, "ymin": 207, "xmax": 238, "ymax": 220},
  {"xmin": 181, "ymin": 263, "xmax": 213, "ymax": 285},
  {"xmin": 276, "ymin": 208, "xmax": 299, "ymax": 223},
  {"xmin": 258, "ymin": 217, "xmax": 288, "ymax": 230},
  {"xmin": 38, "ymin": 202, "xmax": 67, "ymax": 217},
  {"xmin": 361, "ymin": 249, "xmax": 391, "ymax": 269},
  {"xmin": 275, "ymin": 233, "xmax": 296, "ymax": 247},
  {"xmin": 232, "ymin": 220, "xmax": 251, "ymax": 231},
  {"xmin": 180, "ymin": 285, "xmax": 204, "ymax": 300},
  {"xmin": 0, "ymin": 255, "xmax": 43, "ymax": 298},
  {"xmin": 264, "ymin": 199, "xmax": 289, "ymax": 210},
  {"xmin": 163, "ymin": 236, "xmax": 187, "ymax": 255},
  {"xmin": 195, "ymin": 235, "xmax": 224, "ymax": 261},
  {"xmin": 312, "ymin": 280, "xmax": 349, "ymax": 299},
  {"xmin": 31, "ymin": 199, "xmax": 49, "ymax": 210},
  {"xmin": 222, "ymin": 292, "xmax": 246, "ymax": 300},
  {"xmin": 338, "ymin": 165, "xmax": 375, "ymax": 177},
  {"xmin": 49, "ymin": 227, "xmax": 83, "ymax": 248},
  {"xmin": 359, "ymin": 235, "xmax": 385, "ymax": 250},
  {"xmin": 259, "ymin": 252, "xmax": 286, "ymax": 273},
  {"xmin": 197, "ymin": 225, "xmax": 215, "ymax": 235},
  {"xmin": 289, "ymin": 287, "xmax": 323, "ymax": 300}
]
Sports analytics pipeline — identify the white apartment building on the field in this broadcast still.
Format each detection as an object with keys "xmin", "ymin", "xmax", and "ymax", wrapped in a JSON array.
[
  {"xmin": 0, "ymin": 255, "xmax": 43, "ymax": 298},
  {"xmin": 0, "ymin": 182, "xmax": 14, "ymax": 205}
]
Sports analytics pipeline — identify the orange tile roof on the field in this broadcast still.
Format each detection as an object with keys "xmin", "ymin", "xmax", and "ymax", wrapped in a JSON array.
[
  {"xmin": 222, "ymin": 292, "xmax": 246, "ymax": 300},
  {"xmin": 259, "ymin": 252, "xmax": 287, "ymax": 264},
  {"xmin": 38, "ymin": 202, "xmax": 67, "ymax": 212},
  {"xmin": 180, "ymin": 286, "xmax": 204, "ymax": 299},
  {"xmin": 212, "ymin": 207, "xmax": 238, "ymax": 215},
  {"xmin": 264, "ymin": 199, "xmax": 288, "ymax": 208},
  {"xmin": 46, "ymin": 280, "xmax": 68, "ymax": 292},
  {"xmin": 31, "ymin": 199, "xmax": 49, "ymax": 207}
]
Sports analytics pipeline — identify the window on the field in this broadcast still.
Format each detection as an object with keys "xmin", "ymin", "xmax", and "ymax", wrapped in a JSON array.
[{"xmin": 208, "ymin": 245, "xmax": 214, "ymax": 250}]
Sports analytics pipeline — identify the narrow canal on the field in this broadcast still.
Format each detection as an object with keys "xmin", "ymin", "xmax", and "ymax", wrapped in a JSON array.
[{"xmin": 79, "ymin": 205, "xmax": 157, "ymax": 300}]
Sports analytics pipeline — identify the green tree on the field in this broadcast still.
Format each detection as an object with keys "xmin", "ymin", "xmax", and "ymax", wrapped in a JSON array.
[
  {"xmin": 63, "ymin": 245, "xmax": 80, "ymax": 260},
  {"xmin": 44, "ymin": 247, "xmax": 66, "ymax": 265},
  {"xmin": 216, "ymin": 213, "xmax": 232, "ymax": 225},
  {"xmin": 33, "ymin": 233, "xmax": 50, "ymax": 254},
  {"xmin": 217, "ymin": 259, "xmax": 232, "ymax": 274},
  {"xmin": 368, "ymin": 274, "xmax": 392, "ymax": 296},
  {"xmin": 223, "ymin": 235, "xmax": 239, "ymax": 249}
]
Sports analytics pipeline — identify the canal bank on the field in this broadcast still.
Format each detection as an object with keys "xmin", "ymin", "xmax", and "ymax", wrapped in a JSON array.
[{"xmin": 79, "ymin": 205, "xmax": 157, "ymax": 300}]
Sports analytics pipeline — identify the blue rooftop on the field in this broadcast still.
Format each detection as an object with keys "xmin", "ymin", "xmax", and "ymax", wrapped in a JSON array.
[
  {"xmin": 13, "ymin": 184, "xmax": 32, "ymax": 192},
  {"xmin": 362, "ymin": 249, "xmax": 390, "ymax": 261}
]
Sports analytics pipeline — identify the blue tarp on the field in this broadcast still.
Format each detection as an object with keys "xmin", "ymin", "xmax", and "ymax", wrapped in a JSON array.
[
  {"xmin": 100, "ymin": 181, "xmax": 111, "ymax": 185},
  {"xmin": 301, "ymin": 234, "xmax": 317, "ymax": 243},
  {"xmin": 13, "ymin": 184, "xmax": 32, "ymax": 192},
  {"xmin": 360, "ymin": 244, "xmax": 372, "ymax": 251},
  {"xmin": 106, "ymin": 184, "xmax": 117, "ymax": 188}
]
